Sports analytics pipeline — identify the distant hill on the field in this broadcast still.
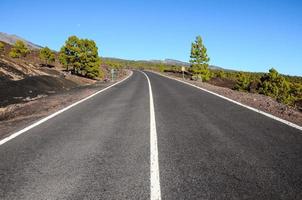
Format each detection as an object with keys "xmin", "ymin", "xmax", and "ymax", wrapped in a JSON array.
[
  {"xmin": 147, "ymin": 58, "xmax": 190, "ymax": 66},
  {"xmin": 0, "ymin": 32, "xmax": 42, "ymax": 49},
  {"xmin": 163, "ymin": 59, "xmax": 191, "ymax": 66},
  {"xmin": 148, "ymin": 58, "xmax": 227, "ymax": 71},
  {"xmin": 148, "ymin": 59, "xmax": 191, "ymax": 66},
  {"xmin": 209, "ymin": 65, "xmax": 227, "ymax": 71},
  {"xmin": 103, "ymin": 56, "xmax": 229, "ymax": 71}
]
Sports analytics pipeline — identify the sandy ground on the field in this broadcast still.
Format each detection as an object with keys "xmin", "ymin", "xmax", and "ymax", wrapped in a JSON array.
[
  {"xmin": 0, "ymin": 70, "xmax": 130, "ymax": 140},
  {"xmin": 157, "ymin": 71, "xmax": 302, "ymax": 127}
]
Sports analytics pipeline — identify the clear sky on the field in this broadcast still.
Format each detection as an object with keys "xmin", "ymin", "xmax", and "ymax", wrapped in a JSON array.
[{"xmin": 1, "ymin": 0, "xmax": 301, "ymax": 75}]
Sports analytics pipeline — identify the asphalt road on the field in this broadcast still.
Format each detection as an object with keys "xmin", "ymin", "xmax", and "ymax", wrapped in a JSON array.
[{"xmin": 0, "ymin": 70, "xmax": 302, "ymax": 199}]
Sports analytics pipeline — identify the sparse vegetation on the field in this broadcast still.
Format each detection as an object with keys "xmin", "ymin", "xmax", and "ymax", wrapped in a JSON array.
[
  {"xmin": 39, "ymin": 47, "xmax": 55, "ymax": 66},
  {"xmin": 1, "ymin": 34, "xmax": 300, "ymax": 109},
  {"xmin": 59, "ymin": 36, "xmax": 102, "ymax": 79},
  {"xmin": 189, "ymin": 36, "xmax": 210, "ymax": 81},
  {"xmin": 212, "ymin": 68, "xmax": 302, "ymax": 107},
  {"xmin": 5, "ymin": 35, "xmax": 296, "ymax": 108},
  {"xmin": 9, "ymin": 40, "xmax": 30, "ymax": 58}
]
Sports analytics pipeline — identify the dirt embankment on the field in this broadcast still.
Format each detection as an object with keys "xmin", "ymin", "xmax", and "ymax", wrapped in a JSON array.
[
  {"xmin": 0, "ymin": 75, "xmax": 78, "ymax": 107},
  {"xmin": 159, "ymin": 71, "xmax": 302, "ymax": 126}
]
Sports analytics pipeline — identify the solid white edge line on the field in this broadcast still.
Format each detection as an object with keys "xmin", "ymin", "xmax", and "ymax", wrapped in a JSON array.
[
  {"xmin": 148, "ymin": 71, "xmax": 302, "ymax": 131},
  {"xmin": 140, "ymin": 71, "xmax": 162, "ymax": 200},
  {"xmin": 0, "ymin": 71, "xmax": 133, "ymax": 146}
]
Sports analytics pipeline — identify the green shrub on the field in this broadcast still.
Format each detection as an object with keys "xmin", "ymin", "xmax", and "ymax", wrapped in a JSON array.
[
  {"xmin": 159, "ymin": 64, "xmax": 165, "ymax": 72},
  {"xmin": 233, "ymin": 73, "xmax": 251, "ymax": 91},
  {"xmin": 9, "ymin": 51, "xmax": 20, "ymax": 58},
  {"xmin": 258, "ymin": 68, "xmax": 292, "ymax": 104},
  {"xmin": 216, "ymin": 70, "xmax": 225, "ymax": 78},
  {"xmin": 289, "ymin": 83, "xmax": 302, "ymax": 106}
]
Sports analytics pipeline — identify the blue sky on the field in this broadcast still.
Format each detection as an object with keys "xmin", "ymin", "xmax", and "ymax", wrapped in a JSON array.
[{"xmin": 1, "ymin": 0, "xmax": 301, "ymax": 75}]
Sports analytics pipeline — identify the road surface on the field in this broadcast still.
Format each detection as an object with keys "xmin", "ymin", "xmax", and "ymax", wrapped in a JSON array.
[{"xmin": 0, "ymin": 70, "xmax": 301, "ymax": 199}]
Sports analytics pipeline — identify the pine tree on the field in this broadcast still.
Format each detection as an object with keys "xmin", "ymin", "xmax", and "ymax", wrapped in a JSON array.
[
  {"xmin": 59, "ymin": 36, "xmax": 81, "ymax": 73},
  {"xmin": 79, "ymin": 39, "xmax": 101, "ymax": 79},
  {"xmin": 59, "ymin": 36, "xmax": 101, "ymax": 79},
  {"xmin": 189, "ymin": 36, "xmax": 210, "ymax": 81}
]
